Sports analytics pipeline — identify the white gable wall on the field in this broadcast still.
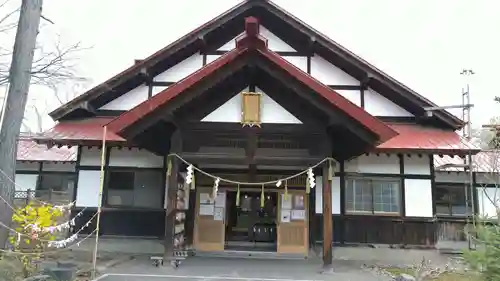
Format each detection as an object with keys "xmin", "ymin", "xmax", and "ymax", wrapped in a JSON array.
[
  {"xmin": 364, "ymin": 88, "xmax": 413, "ymax": 117},
  {"xmin": 98, "ymin": 24, "xmax": 415, "ymax": 118},
  {"xmin": 201, "ymin": 86, "xmax": 302, "ymax": 124},
  {"xmin": 99, "ymin": 85, "xmax": 149, "ymax": 111},
  {"xmin": 154, "ymin": 54, "xmax": 203, "ymax": 82},
  {"xmin": 310, "ymin": 55, "xmax": 358, "ymax": 86},
  {"xmin": 218, "ymin": 26, "xmax": 296, "ymax": 52}
]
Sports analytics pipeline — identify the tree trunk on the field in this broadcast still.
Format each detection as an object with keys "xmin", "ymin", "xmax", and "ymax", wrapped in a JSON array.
[{"xmin": 0, "ymin": 0, "xmax": 43, "ymax": 249}]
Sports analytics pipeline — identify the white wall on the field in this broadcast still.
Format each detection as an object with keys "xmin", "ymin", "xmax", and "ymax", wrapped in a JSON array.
[
  {"xmin": 435, "ymin": 171, "xmax": 471, "ymax": 183},
  {"xmin": 282, "ymin": 56, "xmax": 307, "ymax": 73},
  {"xmin": 218, "ymin": 26, "xmax": 296, "ymax": 52},
  {"xmin": 16, "ymin": 162, "xmax": 40, "ymax": 171},
  {"xmin": 80, "ymin": 147, "xmax": 105, "ymax": 166},
  {"xmin": 81, "ymin": 147, "xmax": 164, "ymax": 169},
  {"xmin": 314, "ymin": 176, "xmax": 341, "ymax": 214},
  {"xmin": 76, "ymin": 146, "xmax": 165, "ymax": 208},
  {"xmin": 344, "ymin": 154, "xmax": 430, "ymax": 175},
  {"xmin": 99, "ymin": 85, "xmax": 149, "ymax": 111},
  {"xmin": 403, "ymin": 155, "xmax": 430, "ymax": 175},
  {"xmin": 344, "ymin": 154, "xmax": 400, "ymax": 174},
  {"xmin": 364, "ymin": 88, "xmax": 413, "ymax": 117},
  {"xmin": 42, "ymin": 162, "xmax": 76, "ymax": 172},
  {"xmin": 14, "ymin": 174, "xmax": 38, "ymax": 191},
  {"xmin": 201, "ymin": 86, "xmax": 302, "ymax": 124},
  {"xmin": 154, "ymin": 54, "xmax": 203, "ymax": 82},
  {"xmin": 310, "ymin": 55, "xmax": 358, "ymax": 86},
  {"xmin": 152, "ymin": 86, "xmax": 168, "ymax": 96},
  {"xmin": 335, "ymin": 90, "xmax": 361, "ymax": 107},
  {"xmin": 75, "ymin": 170, "xmax": 101, "ymax": 207},
  {"xmin": 404, "ymin": 179, "xmax": 433, "ymax": 217},
  {"xmin": 109, "ymin": 148, "xmax": 163, "ymax": 168}
]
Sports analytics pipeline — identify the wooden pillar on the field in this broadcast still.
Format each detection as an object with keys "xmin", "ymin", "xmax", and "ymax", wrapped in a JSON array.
[
  {"xmin": 322, "ymin": 162, "xmax": 333, "ymax": 268},
  {"xmin": 164, "ymin": 129, "xmax": 182, "ymax": 259}
]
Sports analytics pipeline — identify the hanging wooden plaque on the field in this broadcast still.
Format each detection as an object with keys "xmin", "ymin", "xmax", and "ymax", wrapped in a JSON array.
[{"xmin": 241, "ymin": 92, "xmax": 261, "ymax": 127}]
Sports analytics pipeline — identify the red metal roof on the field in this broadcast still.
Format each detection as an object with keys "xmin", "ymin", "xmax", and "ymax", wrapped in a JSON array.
[
  {"xmin": 377, "ymin": 124, "xmax": 479, "ymax": 155},
  {"xmin": 34, "ymin": 117, "xmax": 125, "ymax": 146},
  {"xmin": 35, "ymin": 119, "xmax": 477, "ymax": 157},
  {"xmin": 17, "ymin": 134, "xmax": 77, "ymax": 162},
  {"xmin": 107, "ymin": 17, "xmax": 397, "ymax": 144},
  {"xmin": 434, "ymin": 150, "xmax": 497, "ymax": 173}
]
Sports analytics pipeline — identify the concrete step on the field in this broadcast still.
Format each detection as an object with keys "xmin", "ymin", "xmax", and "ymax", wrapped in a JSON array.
[{"xmin": 195, "ymin": 250, "xmax": 308, "ymax": 260}]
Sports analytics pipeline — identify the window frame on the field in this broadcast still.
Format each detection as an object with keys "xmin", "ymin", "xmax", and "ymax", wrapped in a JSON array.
[
  {"xmin": 345, "ymin": 176, "xmax": 402, "ymax": 216},
  {"xmin": 104, "ymin": 167, "xmax": 164, "ymax": 210},
  {"xmin": 434, "ymin": 183, "xmax": 473, "ymax": 217}
]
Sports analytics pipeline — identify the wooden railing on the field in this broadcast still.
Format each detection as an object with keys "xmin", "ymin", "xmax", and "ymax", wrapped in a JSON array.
[{"xmin": 13, "ymin": 189, "xmax": 72, "ymax": 206}]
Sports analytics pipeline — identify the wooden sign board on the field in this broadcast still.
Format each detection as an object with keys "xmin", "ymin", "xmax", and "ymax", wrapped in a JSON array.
[{"xmin": 241, "ymin": 92, "xmax": 261, "ymax": 127}]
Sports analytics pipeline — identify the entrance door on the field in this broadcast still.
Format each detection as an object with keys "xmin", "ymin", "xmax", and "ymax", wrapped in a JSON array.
[
  {"xmin": 194, "ymin": 189, "xmax": 226, "ymax": 252},
  {"xmin": 277, "ymin": 190, "xmax": 308, "ymax": 256}
]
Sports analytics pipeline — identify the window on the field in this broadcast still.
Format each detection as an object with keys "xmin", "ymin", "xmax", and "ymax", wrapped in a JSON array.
[
  {"xmin": 106, "ymin": 169, "xmax": 163, "ymax": 209},
  {"xmin": 345, "ymin": 177, "xmax": 401, "ymax": 214},
  {"xmin": 38, "ymin": 173, "xmax": 76, "ymax": 203},
  {"xmin": 435, "ymin": 185, "xmax": 472, "ymax": 216}
]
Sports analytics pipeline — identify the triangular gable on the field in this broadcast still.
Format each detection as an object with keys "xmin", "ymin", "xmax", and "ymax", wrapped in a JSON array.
[
  {"xmin": 201, "ymin": 87, "xmax": 302, "ymax": 124},
  {"xmin": 107, "ymin": 17, "xmax": 397, "ymax": 145},
  {"xmin": 50, "ymin": 0, "xmax": 461, "ymax": 130},
  {"xmin": 219, "ymin": 26, "xmax": 296, "ymax": 52}
]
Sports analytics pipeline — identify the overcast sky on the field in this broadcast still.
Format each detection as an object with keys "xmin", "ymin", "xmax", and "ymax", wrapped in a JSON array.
[{"xmin": 4, "ymin": 0, "xmax": 500, "ymax": 131}]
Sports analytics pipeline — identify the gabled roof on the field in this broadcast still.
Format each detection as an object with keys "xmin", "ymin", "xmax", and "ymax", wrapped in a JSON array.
[
  {"xmin": 17, "ymin": 133, "xmax": 77, "ymax": 162},
  {"xmin": 106, "ymin": 17, "xmax": 397, "ymax": 146},
  {"xmin": 49, "ymin": 0, "xmax": 463, "ymax": 130}
]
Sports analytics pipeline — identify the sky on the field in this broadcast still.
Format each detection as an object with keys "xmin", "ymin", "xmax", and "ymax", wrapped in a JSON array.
[{"xmin": 2, "ymin": 0, "xmax": 500, "ymax": 131}]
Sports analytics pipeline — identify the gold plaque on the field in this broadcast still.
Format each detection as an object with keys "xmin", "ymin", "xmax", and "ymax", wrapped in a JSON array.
[{"xmin": 241, "ymin": 92, "xmax": 261, "ymax": 127}]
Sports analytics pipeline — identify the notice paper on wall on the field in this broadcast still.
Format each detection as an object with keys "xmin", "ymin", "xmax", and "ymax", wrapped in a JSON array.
[
  {"xmin": 199, "ymin": 204, "xmax": 214, "ymax": 216},
  {"xmin": 291, "ymin": 210, "xmax": 305, "ymax": 220},
  {"xmin": 215, "ymin": 192, "xmax": 226, "ymax": 208},
  {"xmin": 281, "ymin": 194, "xmax": 292, "ymax": 210},
  {"xmin": 214, "ymin": 207, "xmax": 224, "ymax": 221},
  {"xmin": 281, "ymin": 210, "xmax": 291, "ymax": 223},
  {"xmin": 200, "ymin": 193, "xmax": 212, "ymax": 204}
]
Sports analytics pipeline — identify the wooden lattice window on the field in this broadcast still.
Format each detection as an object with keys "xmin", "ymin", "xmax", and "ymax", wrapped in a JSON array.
[{"xmin": 241, "ymin": 92, "xmax": 261, "ymax": 127}]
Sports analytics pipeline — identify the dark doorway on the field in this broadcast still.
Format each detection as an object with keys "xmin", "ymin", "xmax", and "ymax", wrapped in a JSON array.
[{"xmin": 224, "ymin": 190, "xmax": 278, "ymax": 252}]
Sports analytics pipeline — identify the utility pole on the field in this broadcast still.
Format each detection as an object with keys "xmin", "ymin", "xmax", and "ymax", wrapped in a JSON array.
[
  {"xmin": 424, "ymin": 68, "xmax": 475, "ymax": 250},
  {"xmin": 0, "ymin": 0, "xmax": 43, "ymax": 249},
  {"xmin": 461, "ymin": 69, "xmax": 476, "ymax": 250}
]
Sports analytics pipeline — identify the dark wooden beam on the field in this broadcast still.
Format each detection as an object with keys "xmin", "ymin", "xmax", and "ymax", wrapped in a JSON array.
[
  {"xmin": 180, "ymin": 121, "xmax": 323, "ymax": 135},
  {"xmin": 322, "ymin": 139, "xmax": 333, "ymax": 269},
  {"xmin": 164, "ymin": 129, "xmax": 182, "ymax": 260},
  {"xmin": 180, "ymin": 152, "xmax": 323, "ymax": 167},
  {"xmin": 244, "ymin": 126, "xmax": 258, "ymax": 165},
  {"xmin": 205, "ymin": 50, "xmax": 308, "ymax": 57}
]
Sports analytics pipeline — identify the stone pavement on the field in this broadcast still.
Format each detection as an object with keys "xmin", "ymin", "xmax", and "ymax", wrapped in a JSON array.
[
  {"xmin": 93, "ymin": 256, "xmax": 393, "ymax": 281},
  {"xmin": 82, "ymin": 238, "xmax": 459, "ymax": 281}
]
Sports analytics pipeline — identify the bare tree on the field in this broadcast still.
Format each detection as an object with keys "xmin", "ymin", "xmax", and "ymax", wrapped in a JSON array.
[
  {"xmin": 471, "ymin": 116, "xmax": 500, "ymax": 149},
  {"xmin": 463, "ymin": 98, "xmax": 500, "ymax": 279},
  {"xmin": 0, "ymin": 0, "xmax": 88, "ymax": 134},
  {"xmin": 0, "ymin": 0, "xmax": 87, "ymax": 249},
  {"xmin": 21, "ymin": 82, "xmax": 87, "ymax": 132},
  {"xmin": 0, "ymin": 0, "xmax": 87, "ymax": 88}
]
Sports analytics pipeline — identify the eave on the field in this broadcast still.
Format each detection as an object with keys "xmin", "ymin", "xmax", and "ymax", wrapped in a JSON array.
[
  {"xmin": 49, "ymin": 0, "xmax": 463, "ymax": 130},
  {"xmin": 106, "ymin": 18, "xmax": 396, "ymax": 149}
]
